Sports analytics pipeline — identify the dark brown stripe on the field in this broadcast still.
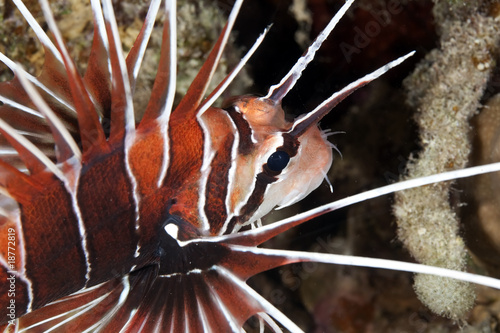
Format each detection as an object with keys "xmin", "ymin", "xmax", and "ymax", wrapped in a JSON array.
[
  {"xmin": 224, "ymin": 172, "xmax": 277, "ymax": 234},
  {"xmin": 20, "ymin": 178, "xmax": 87, "ymax": 310},
  {"xmin": 280, "ymin": 133, "xmax": 300, "ymax": 157},
  {"xmin": 77, "ymin": 149, "xmax": 138, "ymax": 285},
  {"xmin": 224, "ymin": 133, "xmax": 300, "ymax": 234},
  {"xmin": 204, "ymin": 135, "xmax": 234, "ymax": 235},
  {"xmin": 226, "ymin": 107, "xmax": 254, "ymax": 155}
]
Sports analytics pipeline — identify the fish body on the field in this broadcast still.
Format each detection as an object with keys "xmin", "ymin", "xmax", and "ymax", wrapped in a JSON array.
[{"xmin": 0, "ymin": 0, "xmax": 450, "ymax": 332}]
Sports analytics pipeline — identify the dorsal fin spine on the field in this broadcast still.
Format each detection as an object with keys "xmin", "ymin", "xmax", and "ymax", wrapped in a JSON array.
[
  {"xmin": 141, "ymin": 0, "xmax": 177, "ymax": 123},
  {"xmin": 0, "ymin": 159, "xmax": 43, "ymax": 202},
  {"xmin": 126, "ymin": 0, "xmax": 163, "ymax": 92},
  {"xmin": 14, "ymin": 65, "xmax": 82, "ymax": 163},
  {"xmin": 101, "ymin": 0, "xmax": 136, "ymax": 143},
  {"xmin": 172, "ymin": 0, "xmax": 244, "ymax": 119},
  {"xmin": 39, "ymin": 0, "xmax": 108, "ymax": 156},
  {"xmin": 0, "ymin": 118, "xmax": 64, "ymax": 179}
]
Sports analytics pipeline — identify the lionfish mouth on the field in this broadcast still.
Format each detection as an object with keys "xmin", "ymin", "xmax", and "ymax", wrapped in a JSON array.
[{"xmin": 0, "ymin": 0, "xmax": 499, "ymax": 332}]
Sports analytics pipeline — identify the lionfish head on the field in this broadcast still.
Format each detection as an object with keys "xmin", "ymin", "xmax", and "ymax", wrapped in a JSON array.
[{"xmin": 217, "ymin": 93, "xmax": 333, "ymax": 228}]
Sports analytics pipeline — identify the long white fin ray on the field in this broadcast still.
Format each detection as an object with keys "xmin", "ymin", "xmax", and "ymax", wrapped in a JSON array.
[
  {"xmin": 14, "ymin": 63, "xmax": 82, "ymax": 161},
  {"xmin": 0, "ymin": 118, "xmax": 65, "ymax": 180},
  {"xmin": 265, "ymin": 0, "xmax": 356, "ymax": 102}
]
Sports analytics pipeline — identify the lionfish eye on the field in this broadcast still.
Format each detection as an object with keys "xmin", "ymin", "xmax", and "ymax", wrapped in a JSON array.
[{"xmin": 266, "ymin": 150, "xmax": 290, "ymax": 172}]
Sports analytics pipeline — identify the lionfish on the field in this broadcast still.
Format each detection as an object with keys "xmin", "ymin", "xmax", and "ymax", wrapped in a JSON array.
[{"xmin": 0, "ymin": 0, "xmax": 500, "ymax": 331}]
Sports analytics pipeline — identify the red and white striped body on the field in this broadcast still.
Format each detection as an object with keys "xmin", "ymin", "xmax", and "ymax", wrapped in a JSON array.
[{"xmin": 0, "ymin": 0, "xmax": 423, "ymax": 331}]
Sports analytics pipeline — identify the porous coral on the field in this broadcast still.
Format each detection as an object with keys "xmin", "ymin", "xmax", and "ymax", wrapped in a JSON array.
[{"xmin": 393, "ymin": 0, "xmax": 500, "ymax": 320}]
